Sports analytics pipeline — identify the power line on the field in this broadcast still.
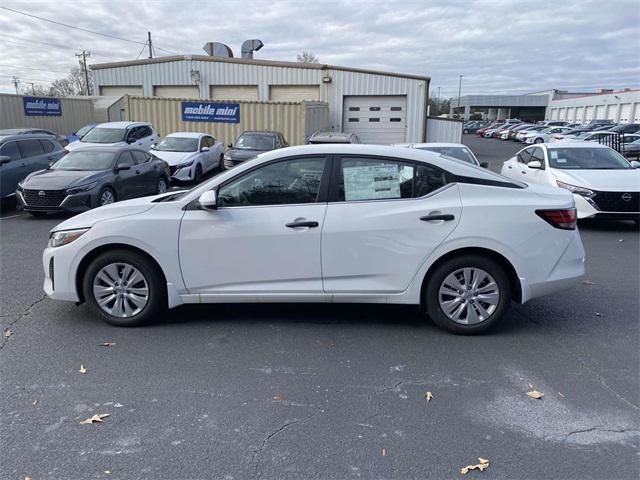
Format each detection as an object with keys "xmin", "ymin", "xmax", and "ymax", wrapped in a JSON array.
[
  {"xmin": 0, "ymin": 6, "xmax": 180, "ymax": 55},
  {"xmin": 0, "ymin": 34, "xmax": 123, "ymax": 61},
  {"xmin": 0, "ymin": 64, "xmax": 74, "ymax": 74}
]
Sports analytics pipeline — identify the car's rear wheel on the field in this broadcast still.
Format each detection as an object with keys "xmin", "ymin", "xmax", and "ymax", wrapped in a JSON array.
[
  {"xmin": 99, "ymin": 188, "xmax": 116, "ymax": 206},
  {"xmin": 82, "ymin": 249, "xmax": 166, "ymax": 327},
  {"xmin": 425, "ymin": 255, "xmax": 511, "ymax": 334},
  {"xmin": 534, "ymin": 138, "xmax": 544, "ymax": 144}
]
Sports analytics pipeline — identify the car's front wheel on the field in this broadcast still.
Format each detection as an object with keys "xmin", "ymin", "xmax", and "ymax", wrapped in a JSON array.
[
  {"xmin": 425, "ymin": 255, "xmax": 511, "ymax": 334},
  {"xmin": 82, "ymin": 249, "xmax": 167, "ymax": 327},
  {"xmin": 98, "ymin": 187, "xmax": 116, "ymax": 206},
  {"xmin": 534, "ymin": 138, "xmax": 544, "ymax": 144}
]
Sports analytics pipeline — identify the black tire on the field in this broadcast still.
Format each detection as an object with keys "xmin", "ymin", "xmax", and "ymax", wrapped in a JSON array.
[
  {"xmin": 463, "ymin": 129, "xmax": 469, "ymax": 134},
  {"xmin": 425, "ymin": 255, "xmax": 511, "ymax": 335},
  {"xmin": 98, "ymin": 187, "xmax": 116, "ymax": 206},
  {"xmin": 28, "ymin": 211, "xmax": 47, "ymax": 217},
  {"xmin": 82, "ymin": 249, "xmax": 166, "ymax": 327},
  {"xmin": 194, "ymin": 164, "xmax": 203, "ymax": 184},
  {"xmin": 218, "ymin": 155, "xmax": 225, "ymax": 171},
  {"xmin": 534, "ymin": 137, "xmax": 544, "ymax": 144}
]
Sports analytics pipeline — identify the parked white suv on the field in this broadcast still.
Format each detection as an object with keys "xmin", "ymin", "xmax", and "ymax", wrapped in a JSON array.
[{"xmin": 66, "ymin": 122, "xmax": 159, "ymax": 152}]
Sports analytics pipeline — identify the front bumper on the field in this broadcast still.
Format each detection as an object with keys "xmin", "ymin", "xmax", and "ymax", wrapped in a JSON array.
[
  {"xmin": 16, "ymin": 188, "xmax": 97, "ymax": 214},
  {"xmin": 43, "ymin": 244, "xmax": 80, "ymax": 302},
  {"xmin": 169, "ymin": 164, "xmax": 195, "ymax": 183}
]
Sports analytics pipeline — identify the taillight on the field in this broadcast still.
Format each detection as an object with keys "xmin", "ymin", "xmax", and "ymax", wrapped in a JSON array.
[{"xmin": 536, "ymin": 208, "xmax": 577, "ymax": 230}]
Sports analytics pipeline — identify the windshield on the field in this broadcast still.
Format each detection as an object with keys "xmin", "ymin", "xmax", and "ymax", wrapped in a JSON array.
[
  {"xmin": 81, "ymin": 127, "xmax": 126, "ymax": 143},
  {"xmin": 235, "ymin": 134, "xmax": 275, "ymax": 150},
  {"xmin": 548, "ymin": 148, "xmax": 632, "ymax": 170},
  {"xmin": 153, "ymin": 137, "xmax": 199, "ymax": 152},
  {"xmin": 76, "ymin": 125, "xmax": 94, "ymax": 137},
  {"xmin": 416, "ymin": 146, "xmax": 477, "ymax": 164},
  {"xmin": 52, "ymin": 151, "xmax": 116, "ymax": 171}
]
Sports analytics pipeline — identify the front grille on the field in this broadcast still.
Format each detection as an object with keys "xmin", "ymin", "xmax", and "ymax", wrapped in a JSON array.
[
  {"xmin": 22, "ymin": 189, "xmax": 67, "ymax": 207},
  {"xmin": 592, "ymin": 191, "xmax": 640, "ymax": 212}
]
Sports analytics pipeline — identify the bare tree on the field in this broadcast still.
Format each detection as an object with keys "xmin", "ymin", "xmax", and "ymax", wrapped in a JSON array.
[
  {"xmin": 19, "ymin": 67, "xmax": 94, "ymax": 97},
  {"xmin": 296, "ymin": 51, "xmax": 319, "ymax": 63}
]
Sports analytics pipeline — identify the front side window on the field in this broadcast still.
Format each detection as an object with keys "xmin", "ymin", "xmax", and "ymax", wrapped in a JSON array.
[
  {"xmin": 530, "ymin": 147, "xmax": 545, "ymax": 165},
  {"xmin": 18, "ymin": 139, "xmax": 45, "ymax": 158},
  {"xmin": 131, "ymin": 150, "xmax": 149, "ymax": 164},
  {"xmin": 0, "ymin": 141, "xmax": 21, "ymax": 161},
  {"xmin": 218, "ymin": 156, "xmax": 327, "ymax": 207},
  {"xmin": 339, "ymin": 157, "xmax": 414, "ymax": 201},
  {"xmin": 415, "ymin": 146, "xmax": 476, "ymax": 165},
  {"xmin": 517, "ymin": 150, "xmax": 532, "ymax": 164},
  {"xmin": 118, "ymin": 151, "xmax": 135, "ymax": 166}
]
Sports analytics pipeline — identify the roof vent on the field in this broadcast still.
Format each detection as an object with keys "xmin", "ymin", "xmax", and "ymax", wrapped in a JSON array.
[
  {"xmin": 241, "ymin": 39, "xmax": 264, "ymax": 59},
  {"xmin": 203, "ymin": 42, "xmax": 234, "ymax": 57}
]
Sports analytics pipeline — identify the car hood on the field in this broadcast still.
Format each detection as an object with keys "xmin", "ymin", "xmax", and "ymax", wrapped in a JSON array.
[
  {"xmin": 50, "ymin": 195, "xmax": 160, "ymax": 231},
  {"xmin": 551, "ymin": 168, "xmax": 640, "ymax": 190},
  {"xmin": 21, "ymin": 169, "xmax": 108, "ymax": 189},
  {"xmin": 226, "ymin": 148, "xmax": 265, "ymax": 161},
  {"xmin": 66, "ymin": 140, "xmax": 127, "ymax": 151},
  {"xmin": 150, "ymin": 150, "xmax": 196, "ymax": 166}
]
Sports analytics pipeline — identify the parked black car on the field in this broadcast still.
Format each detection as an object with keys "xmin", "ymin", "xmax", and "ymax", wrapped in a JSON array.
[
  {"xmin": 223, "ymin": 131, "xmax": 287, "ymax": 169},
  {"xmin": 16, "ymin": 146, "xmax": 170, "ymax": 216},
  {"xmin": 609, "ymin": 123, "xmax": 640, "ymax": 134}
]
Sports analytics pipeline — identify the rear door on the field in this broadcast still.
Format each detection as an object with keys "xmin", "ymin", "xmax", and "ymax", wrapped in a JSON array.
[
  {"xmin": 321, "ymin": 156, "xmax": 461, "ymax": 293},
  {"xmin": 17, "ymin": 139, "xmax": 49, "ymax": 178}
]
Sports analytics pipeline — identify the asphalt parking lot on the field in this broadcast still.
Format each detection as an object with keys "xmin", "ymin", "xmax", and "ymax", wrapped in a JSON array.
[{"xmin": 1, "ymin": 138, "xmax": 638, "ymax": 480}]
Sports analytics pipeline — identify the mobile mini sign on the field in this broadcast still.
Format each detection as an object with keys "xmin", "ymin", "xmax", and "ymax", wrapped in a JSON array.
[
  {"xmin": 181, "ymin": 101, "xmax": 240, "ymax": 123},
  {"xmin": 23, "ymin": 97, "xmax": 62, "ymax": 116}
]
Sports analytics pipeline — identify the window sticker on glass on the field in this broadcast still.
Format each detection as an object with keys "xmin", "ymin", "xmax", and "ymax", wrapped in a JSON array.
[
  {"xmin": 550, "ymin": 151, "xmax": 558, "ymax": 159},
  {"xmin": 343, "ymin": 164, "xmax": 401, "ymax": 201}
]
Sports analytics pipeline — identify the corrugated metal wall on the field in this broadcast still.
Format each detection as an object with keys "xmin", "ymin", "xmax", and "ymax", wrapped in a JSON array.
[
  {"xmin": 124, "ymin": 96, "xmax": 328, "ymax": 146},
  {"xmin": 93, "ymin": 58, "xmax": 428, "ymax": 142},
  {"xmin": 0, "ymin": 93, "xmax": 95, "ymax": 134},
  {"xmin": 425, "ymin": 116, "xmax": 463, "ymax": 143}
]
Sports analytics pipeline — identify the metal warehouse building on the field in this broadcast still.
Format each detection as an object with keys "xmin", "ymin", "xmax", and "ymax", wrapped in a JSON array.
[
  {"xmin": 546, "ymin": 89, "xmax": 640, "ymax": 124},
  {"xmin": 90, "ymin": 55, "xmax": 430, "ymax": 144}
]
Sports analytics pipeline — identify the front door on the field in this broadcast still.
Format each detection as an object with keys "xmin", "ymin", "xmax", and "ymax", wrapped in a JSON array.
[
  {"xmin": 179, "ymin": 155, "xmax": 329, "ymax": 294},
  {"xmin": 321, "ymin": 156, "xmax": 462, "ymax": 293},
  {"xmin": 113, "ymin": 151, "xmax": 140, "ymax": 199}
]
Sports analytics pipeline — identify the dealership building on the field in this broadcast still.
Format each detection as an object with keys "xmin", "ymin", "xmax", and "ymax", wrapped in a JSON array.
[{"xmin": 90, "ymin": 55, "xmax": 430, "ymax": 144}]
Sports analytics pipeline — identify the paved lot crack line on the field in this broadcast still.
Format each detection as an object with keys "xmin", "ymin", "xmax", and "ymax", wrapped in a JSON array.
[
  {"xmin": 513, "ymin": 306, "xmax": 639, "ymax": 411},
  {"xmin": 251, "ymin": 407, "xmax": 322, "ymax": 479},
  {"xmin": 563, "ymin": 427, "xmax": 640, "ymax": 441},
  {"xmin": 0, "ymin": 294, "xmax": 46, "ymax": 352}
]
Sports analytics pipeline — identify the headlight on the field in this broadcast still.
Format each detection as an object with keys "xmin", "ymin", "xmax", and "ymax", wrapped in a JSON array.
[
  {"xmin": 556, "ymin": 180, "xmax": 595, "ymax": 198},
  {"xmin": 223, "ymin": 153, "xmax": 231, "ymax": 160},
  {"xmin": 175, "ymin": 160, "xmax": 194, "ymax": 169},
  {"xmin": 48, "ymin": 228, "xmax": 90, "ymax": 248},
  {"xmin": 66, "ymin": 182, "xmax": 98, "ymax": 195}
]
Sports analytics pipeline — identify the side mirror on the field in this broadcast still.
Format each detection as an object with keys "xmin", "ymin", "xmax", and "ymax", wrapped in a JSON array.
[
  {"xmin": 115, "ymin": 163, "xmax": 131, "ymax": 172},
  {"xmin": 527, "ymin": 160, "xmax": 542, "ymax": 169},
  {"xmin": 199, "ymin": 190, "xmax": 217, "ymax": 210},
  {"xmin": 150, "ymin": 143, "xmax": 157, "ymax": 150},
  {"xmin": 630, "ymin": 161, "xmax": 640, "ymax": 169},
  {"xmin": 200, "ymin": 146, "xmax": 210, "ymax": 152},
  {"xmin": 480, "ymin": 161, "xmax": 489, "ymax": 168},
  {"xmin": 0, "ymin": 155, "xmax": 10, "ymax": 165}
]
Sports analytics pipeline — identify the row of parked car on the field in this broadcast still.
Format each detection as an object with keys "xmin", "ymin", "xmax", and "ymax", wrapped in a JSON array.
[{"xmin": 0, "ymin": 121, "xmax": 370, "ymax": 216}]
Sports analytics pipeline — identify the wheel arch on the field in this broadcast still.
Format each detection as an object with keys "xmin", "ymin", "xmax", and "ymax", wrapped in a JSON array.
[
  {"xmin": 75, "ymin": 243, "xmax": 167, "ymax": 304},
  {"xmin": 419, "ymin": 247, "xmax": 522, "ymax": 309}
]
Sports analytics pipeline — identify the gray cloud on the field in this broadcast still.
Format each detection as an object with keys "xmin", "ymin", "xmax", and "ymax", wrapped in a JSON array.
[{"xmin": 1, "ymin": 0, "xmax": 638, "ymax": 96}]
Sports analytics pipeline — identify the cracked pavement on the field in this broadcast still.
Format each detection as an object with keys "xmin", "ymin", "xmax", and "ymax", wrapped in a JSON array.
[{"xmin": 1, "ymin": 138, "xmax": 638, "ymax": 479}]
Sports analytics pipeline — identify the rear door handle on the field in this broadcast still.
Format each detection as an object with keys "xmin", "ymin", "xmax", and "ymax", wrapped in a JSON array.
[
  {"xmin": 286, "ymin": 221, "xmax": 319, "ymax": 228},
  {"xmin": 420, "ymin": 214, "xmax": 455, "ymax": 222}
]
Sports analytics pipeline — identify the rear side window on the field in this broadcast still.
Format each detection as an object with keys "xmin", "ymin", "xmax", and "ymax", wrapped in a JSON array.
[
  {"xmin": 0, "ymin": 141, "xmax": 21, "ymax": 161},
  {"xmin": 18, "ymin": 139, "xmax": 45, "ymax": 158},
  {"xmin": 415, "ymin": 164, "xmax": 448, "ymax": 197},
  {"xmin": 40, "ymin": 140, "xmax": 56, "ymax": 153},
  {"xmin": 338, "ymin": 157, "xmax": 414, "ymax": 201}
]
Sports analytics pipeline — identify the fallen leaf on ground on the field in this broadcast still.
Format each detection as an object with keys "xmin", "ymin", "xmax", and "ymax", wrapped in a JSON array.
[
  {"xmin": 382, "ymin": 448, "xmax": 387, "ymax": 457},
  {"xmin": 526, "ymin": 389, "xmax": 544, "ymax": 399},
  {"xmin": 4, "ymin": 328, "xmax": 12, "ymax": 338},
  {"xmin": 105, "ymin": 471, "xmax": 111, "ymax": 474},
  {"xmin": 528, "ymin": 383, "xmax": 534, "ymax": 389},
  {"xmin": 594, "ymin": 312, "xmax": 602, "ymax": 317},
  {"xmin": 79, "ymin": 364, "xmax": 87, "ymax": 374},
  {"xmin": 618, "ymin": 239, "xmax": 624, "ymax": 242},
  {"xmin": 461, "ymin": 457, "xmax": 489, "ymax": 475},
  {"xmin": 79, "ymin": 413, "xmax": 110, "ymax": 425},
  {"xmin": 273, "ymin": 395, "xmax": 283, "ymax": 401},
  {"xmin": 100, "ymin": 342, "xmax": 116, "ymax": 347},
  {"xmin": 582, "ymin": 279, "xmax": 595, "ymax": 285},
  {"xmin": 424, "ymin": 391, "xmax": 433, "ymax": 402},
  {"xmin": 558, "ymin": 392, "xmax": 565, "ymax": 398},
  {"xmin": 32, "ymin": 400, "xmax": 38, "ymax": 406}
]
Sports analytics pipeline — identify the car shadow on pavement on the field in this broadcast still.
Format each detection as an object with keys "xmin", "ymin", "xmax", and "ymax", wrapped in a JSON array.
[{"xmin": 578, "ymin": 218, "xmax": 639, "ymax": 232}]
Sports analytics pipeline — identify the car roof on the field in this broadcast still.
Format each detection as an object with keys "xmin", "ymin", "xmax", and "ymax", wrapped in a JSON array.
[
  {"xmin": 166, "ymin": 132, "xmax": 206, "ymax": 138},
  {"xmin": 66, "ymin": 145, "xmax": 147, "ymax": 153},
  {"xmin": 0, "ymin": 133, "xmax": 61, "ymax": 142},
  {"xmin": 310, "ymin": 131, "xmax": 353, "ymax": 138},
  {"xmin": 543, "ymin": 141, "xmax": 610, "ymax": 149},
  {"xmin": 410, "ymin": 143, "xmax": 470, "ymax": 149},
  {"xmin": 94, "ymin": 121, "xmax": 151, "ymax": 129},
  {"xmin": 240, "ymin": 131, "xmax": 280, "ymax": 136}
]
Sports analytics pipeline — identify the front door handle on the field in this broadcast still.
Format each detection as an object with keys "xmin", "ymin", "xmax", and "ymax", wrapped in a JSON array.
[
  {"xmin": 286, "ymin": 220, "xmax": 319, "ymax": 228},
  {"xmin": 420, "ymin": 214, "xmax": 455, "ymax": 222}
]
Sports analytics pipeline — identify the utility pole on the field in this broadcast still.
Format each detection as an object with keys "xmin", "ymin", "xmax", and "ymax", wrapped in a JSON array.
[
  {"xmin": 457, "ymin": 75, "xmax": 464, "ymax": 119},
  {"xmin": 27, "ymin": 82, "xmax": 35, "ymax": 95},
  {"xmin": 147, "ymin": 32, "xmax": 153, "ymax": 59},
  {"xmin": 12, "ymin": 76, "xmax": 20, "ymax": 94},
  {"xmin": 436, "ymin": 86, "xmax": 441, "ymax": 114},
  {"xmin": 76, "ymin": 50, "xmax": 91, "ymax": 96}
]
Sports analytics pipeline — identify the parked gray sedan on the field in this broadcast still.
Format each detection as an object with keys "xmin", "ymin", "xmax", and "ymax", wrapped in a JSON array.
[
  {"xmin": 16, "ymin": 146, "xmax": 170, "ymax": 216},
  {"xmin": 223, "ymin": 131, "xmax": 288, "ymax": 169}
]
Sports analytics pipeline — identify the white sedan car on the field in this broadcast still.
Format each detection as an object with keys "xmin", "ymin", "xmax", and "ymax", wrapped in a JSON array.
[
  {"xmin": 42, "ymin": 144, "xmax": 585, "ymax": 334},
  {"xmin": 66, "ymin": 122, "xmax": 159, "ymax": 152},
  {"xmin": 501, "ymin": 142, "xmax": 640, "ymax": 221},
  {"xmin": 522, "ymin": 127, "xmax": 573, "ymax": 144},
  {"xmin": 393, "ymin": 143, "xmax": 488, "ymax": 167},
  {"xmin": 150, "ymin": 132, "xmax": 224, "ymax": 183}
]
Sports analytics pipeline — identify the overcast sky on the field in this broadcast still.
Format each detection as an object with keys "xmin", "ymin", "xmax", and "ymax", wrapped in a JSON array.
[{"xmin": 1, "ymin": 0, "xmax": 638, "ymax": 97}]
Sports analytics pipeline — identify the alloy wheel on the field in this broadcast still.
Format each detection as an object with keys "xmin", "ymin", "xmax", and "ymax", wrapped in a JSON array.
[
  {"xmin": 438, "ymin": 267, "xmax": 500, "ymax": 325},
  {"xmin": 100, "ymin": 190, "xmax": 115, "ymax": 205},
  {"xmin": 92, "ymin": 263, "xmax": 149, "ymax": 318},
  {"xmin": 157, "ymin": 178, "xmax": 168, "ymax": 194}
]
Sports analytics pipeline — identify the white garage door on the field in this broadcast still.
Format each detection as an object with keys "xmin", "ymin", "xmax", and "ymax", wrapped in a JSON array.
[
  {"xmin": 566, "ymin": 107, "xmax": 574, "ymax": 121},
  {"xmin": 606, "ymin": 104, "xmax": 617, "ymax": 121},
  {"xmin": 584, "ymin": 106, "xmax": 594, "ymax": 121},
  {"xmin": 595, "ymin": 105, "xmax": 606, "ymax": 119},
  {"xmin": 99, "ymin": 86, "xmax": 143, "ymax": 96},
  {"xmin": 619, "ymin": 103, "xmax": 632, "ymax": 123},
  {"xmin": 210, "ymin": 85, "xmax": 259, "ymax": 101},
  {"xmin": 575, "ymin": 107, "xmax": 584, "ymax": 122},
  {"xmin": 154, "ymin": 85, "xmax": 199, "ymax": 98},
  {"xmin": 269, "ymin": 85, "xmax": 320, "ymax": 102},
  {"xmin": 342, "ymin": 96, "xmax": 407, "ymax": 144},
  {"xmin": 550, "ymin": 108, "xmax": 559, "ymax": 120}
]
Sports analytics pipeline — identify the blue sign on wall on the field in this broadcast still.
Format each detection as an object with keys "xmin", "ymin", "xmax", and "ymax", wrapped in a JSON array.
[
  {"xmin": 181, "ymin": 101, "xmax": 240, "ymax": 123},
  {"xmin": 23, "ymin": 97, "xmax": 62, "ymax": 116}
]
